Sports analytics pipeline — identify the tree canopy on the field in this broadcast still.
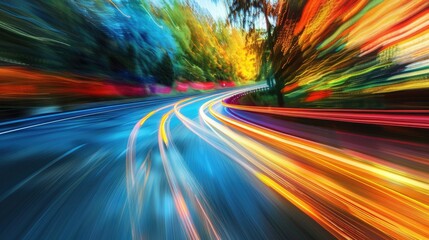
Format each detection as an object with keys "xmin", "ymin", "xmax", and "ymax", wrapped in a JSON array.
[
  {"xmin": 0, "ymin": 0, "xmax": 258, "ymax": 85},
  {"xmin": 227, "ymin": 0, "xmax": 429, "ymax": 106}
]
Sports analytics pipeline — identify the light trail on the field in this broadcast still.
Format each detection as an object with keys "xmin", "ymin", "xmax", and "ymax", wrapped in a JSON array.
[
  {"xmin": 2, "ymin": 0, "xmax": 429, "ymax": 238},
  {"xmin": 158, "ymin": 109, "xmax": 200, "ymax": 240},
  {"xmin": 126, "ymin": 95, "xmax": 228, "ymax": 240},
  {"xmin": 209, "ymin": 99, "xmax": 429, "ymax": 239},
  {"xmin": 222, "ymin": 100, "xmax": 429, "ymax": 129},
  {"xmin": 125, "ymin": 87, "xmax": 429, "ymax": 239}
]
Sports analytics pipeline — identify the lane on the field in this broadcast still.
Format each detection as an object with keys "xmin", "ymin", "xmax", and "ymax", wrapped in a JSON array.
[
  {"xmin": 128, "ymin": 87, "xmax": 429, "ymax": 239},
  {"xmin": 0, "ymin": 96, "xmax": 191, "ymax": 135},
  {"xmin": 202, "ymin": 93, "xmax": 429, "ymax": 239},
  {"xmin": 126, "ymin": 90, "xmax": 333, "ymax": 239},
  {"xmin": 2, "ymin": 86, "xmax": 428, "ymax": 239},
  {"xmin": 0, "ymin": 95, "xmax": 194, "ymax": 239},
  {"xmin": 2, "ymin": 89, "xmax": 327, "ymax": 240}
]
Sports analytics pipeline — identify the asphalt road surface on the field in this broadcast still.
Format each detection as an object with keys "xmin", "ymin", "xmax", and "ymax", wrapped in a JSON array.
[{"xmin": 1, "ymin": 87, "xmax": 428, "ymax": 239}]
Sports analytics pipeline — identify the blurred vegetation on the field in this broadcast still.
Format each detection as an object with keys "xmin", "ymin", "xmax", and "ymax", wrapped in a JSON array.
[
  {"xmin": 227, "ymin": 0, "xmax": 429, "ymax": 108},
  {"xmin": 0, "ymin": 0, "xmax": 258, "ymax": 85}
]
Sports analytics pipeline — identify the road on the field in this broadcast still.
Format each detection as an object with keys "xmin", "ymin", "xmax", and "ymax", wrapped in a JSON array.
[{"xmin": 1, "ymin": 87, "xmax": 428, "ymax": 239}]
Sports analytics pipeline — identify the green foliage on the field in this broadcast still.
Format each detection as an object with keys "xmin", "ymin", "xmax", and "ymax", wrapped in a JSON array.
[
  {"xmin": 156, "ymin": 1, "xmax": 257, "ymax": 82},
  {"xmin": 0, "ymin": 0, "xmax": 258, "ymax": 86},
  {"xmin": 153, "ymin": 53, "xmax": 175, "ymax": 86}
]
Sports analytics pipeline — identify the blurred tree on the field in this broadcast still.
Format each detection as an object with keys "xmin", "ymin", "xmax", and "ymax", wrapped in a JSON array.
[
  {"xmin": 226, "ymin": 0, "xmax": 282, "ymax": 104},
  {"xmin": 0, "ymin": 0, "xmax": 257, "ymax": 90},
  {"xmin": 153, "ymin": 52, "xmax": 174, "ymax": 87},
  {"xmin": 271, "ymin": 1, "xmax": 306, "ymax": 105},
  {"xmin": 156, "ymin": 1, "xmax": 256, "ymax": 83}
]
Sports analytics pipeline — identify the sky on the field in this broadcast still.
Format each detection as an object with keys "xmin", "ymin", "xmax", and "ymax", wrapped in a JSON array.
[
  {"xmin": 194, "ymin": 0, "xmax": 228, "ymax": 21},
  {"xmin": 196, "ymin": 0, "xmax": 266, "ymax": 29},
  {"xmin": 149, "ymin": 0, "xmax": 228, "ymax": 21}
]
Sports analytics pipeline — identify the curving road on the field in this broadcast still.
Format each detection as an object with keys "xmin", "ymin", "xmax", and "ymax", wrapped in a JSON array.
[{"xmin": 1, "ymin": 87, "xmax": 429, "ymax": 239}]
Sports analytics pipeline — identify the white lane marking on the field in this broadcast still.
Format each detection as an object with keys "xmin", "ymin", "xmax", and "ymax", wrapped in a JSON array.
[{"xmin": 0, "ymin": 99, "xmax": 178, "ymax": 136}]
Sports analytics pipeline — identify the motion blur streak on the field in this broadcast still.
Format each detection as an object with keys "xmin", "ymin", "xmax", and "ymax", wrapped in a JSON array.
[
  {"xmin": 272, "ymin": 0, "xmax": 429, "ymax": 106},
  {"xmin": 158, "ymin": 109, "xmax": 200, "ymax": 240},
  {"xmin": 127, "ymin": 95, "xmax": 227, "ymax": 240},
  {"xmin": 3, "ymin": 0, "xmax": 429, "ymax": 239},
  {"xmin": 126, "ymin": 102, "xmax": 176, "ymax": 239},
  {"xmin": 123, "ymin": 87, "xmax": 429, "ymax": 239},
  {"xmin": 208, "ymin": 100, "xmax": 429, "ymax": 238},
  {"xmin": 223, "ymin": 100, "xmax": 429, "ymax": 129}
]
